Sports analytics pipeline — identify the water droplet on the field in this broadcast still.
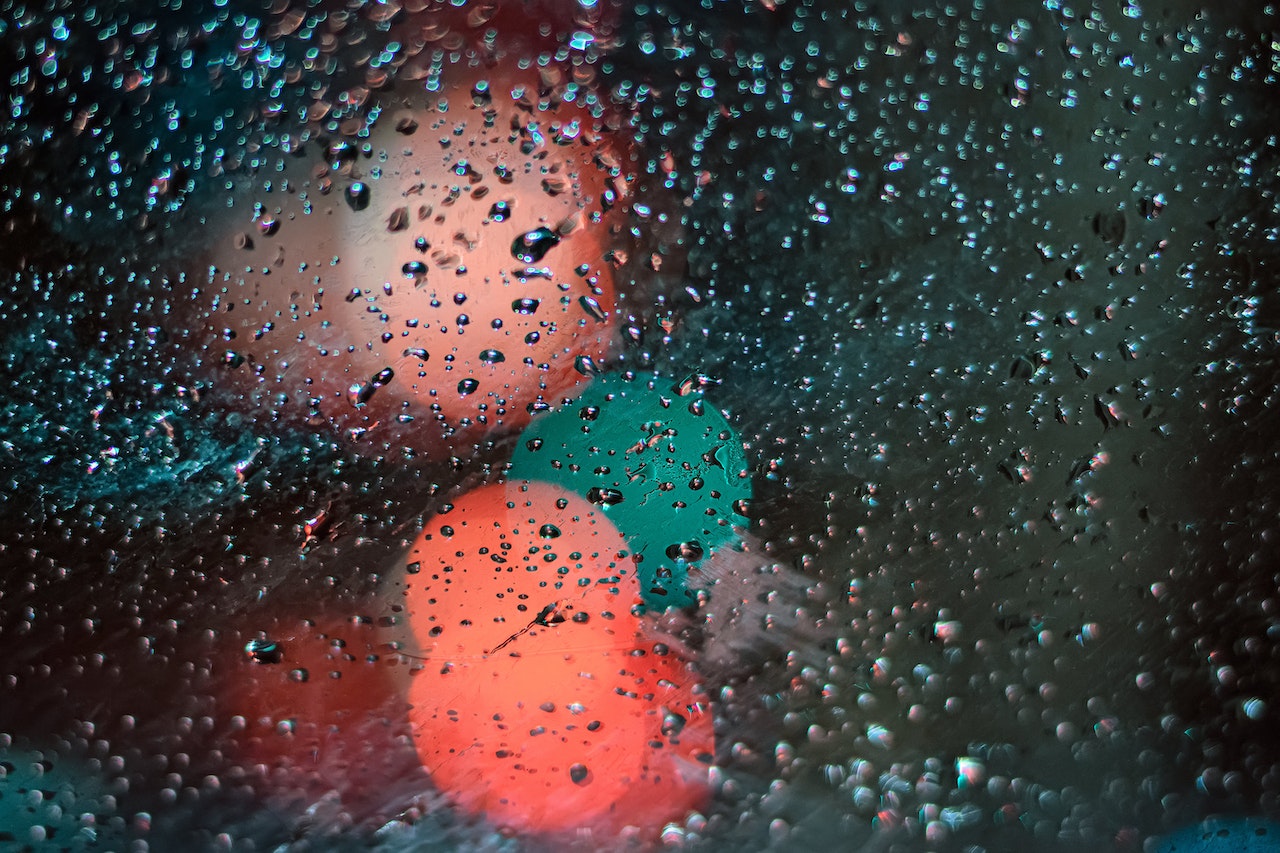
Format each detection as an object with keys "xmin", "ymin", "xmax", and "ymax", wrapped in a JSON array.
[
  {"xmin": 512, "ymin": 298, "xmax": 541, "ymax": 315},
  {"xmin": 458, "ymin": 378, "xmax": 479, "ymax": 396},
  {"xmin": 479, "ymin": 349, "xmax": 506, "ymax": 364},
  {"xmin": 348, "ymin": 382, "xmax": 374, "ymax": 407},
  {"xmin": 488, "ymin": 200, "xmax": 512, "ymax": 222},
  {"xmin": 542, "ymin": 175, "xmax": 570, "ymax": 196},
  {"xmin": 674, "ymin": 373, "xmax": 721, "ymax": 396},
  {"xmin": 1093, "ymin": 209, "xmax": 1125, "ymax": 245},
  {"xmin": 539, "ymin": 524, "xmax": 561, "ymax": 539},
  {"xmin": 511, "ymin": 227, "xmax": 561, "ymax": 263},
  {"xmin": 579, "ymin": 295, "xmax": 608, "ymax": 321},
  {"xmin": 244, "ymin": 640, "xmax": 282, "ymax": 665},
  {"xmin": 569, "ymin": 763, "xmax": 591, "ymax": 785},
  {"xmin": 587, "ymin": 487, "xmax": 624, "ymax": 507},
  {"xmin": 1141, "ymin": 193, "xmax": 1166, "ymax": 220},
  {"xmin": 346, "ymin": 182, "xmax": 370, "ymax": 211},
  {"xmin": 665, "ymin": 541, "xmax": 704, "ymax": 562},
  {"xmin": 403, "ymin": 348, "xmax": 430, "ymax": 362},
  {"xmin": 394, "ymin": 113, "xmax": 419, "ymax": 135}
]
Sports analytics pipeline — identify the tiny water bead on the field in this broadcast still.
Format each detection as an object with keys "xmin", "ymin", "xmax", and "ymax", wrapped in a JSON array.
[{"xmin": 382, "ymin": 481, "xmax": 712, "ymax": 837}]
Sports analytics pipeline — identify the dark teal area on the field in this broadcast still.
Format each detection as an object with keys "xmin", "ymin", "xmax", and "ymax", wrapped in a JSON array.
[
  {"xmin": 508, "ymin": 373, "xmax": 751, "ymax": 610},
  {"xmin": 1155, "ymin": 818, "xmax": 1280, "ymax": 853}
]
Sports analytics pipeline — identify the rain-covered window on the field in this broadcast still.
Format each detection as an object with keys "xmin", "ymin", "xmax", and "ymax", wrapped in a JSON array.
[{"xmin": 2, "ymin": 0, "xmax": 1279, "ymax": 850}]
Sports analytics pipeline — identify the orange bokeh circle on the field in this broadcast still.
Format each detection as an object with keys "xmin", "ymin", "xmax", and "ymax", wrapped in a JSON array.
[
  {"xmin": 182, "ymin": 49, "xmax": 630, "ymax": 457},
  {"xmin": 384, "ymin": 480, "xmax": 713, "ymax": 837}
]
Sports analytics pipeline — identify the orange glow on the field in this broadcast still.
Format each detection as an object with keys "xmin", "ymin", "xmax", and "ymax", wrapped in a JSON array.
[
  {"xmin": 386, "ymin": 481, "xmax": 713, "ymax": 837},
  {"xmin": 220, "ymin": 608, "xmax": 423, "ymax": 817},
  {"xmin": 182, "ymin": 8, "xmax": 632, "ymax": 457}
]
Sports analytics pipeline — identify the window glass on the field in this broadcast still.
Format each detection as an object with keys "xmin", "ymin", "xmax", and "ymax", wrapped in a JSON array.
[{"xmin": 2, "ymin": 1, "xmax": 1278, "ymax": 850}]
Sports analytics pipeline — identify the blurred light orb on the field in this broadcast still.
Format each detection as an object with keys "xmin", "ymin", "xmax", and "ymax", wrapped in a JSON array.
[{"xmin": 385, "ymin": 481, "xmax": 713, "ymax": 837}]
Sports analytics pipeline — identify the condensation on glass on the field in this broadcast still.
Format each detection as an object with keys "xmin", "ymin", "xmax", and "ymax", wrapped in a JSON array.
[{"xmin": 1, "ymin": 0, "xmax": 1278, "ymax": 850}]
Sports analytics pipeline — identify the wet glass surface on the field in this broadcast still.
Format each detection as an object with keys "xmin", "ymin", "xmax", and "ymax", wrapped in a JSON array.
[{"xmin": 2, "ymin": 0, "xmax": 1279, "ymax": 850}]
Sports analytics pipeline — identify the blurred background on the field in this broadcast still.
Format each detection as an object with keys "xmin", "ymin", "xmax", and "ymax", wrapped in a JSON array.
[{"xmin": 1, "ymin": 0, "xmax": 1279, "ymax": 850}]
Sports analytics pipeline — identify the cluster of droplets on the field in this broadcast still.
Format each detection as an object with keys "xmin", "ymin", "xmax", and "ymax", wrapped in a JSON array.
[
  {"xmin": 607, "ymin": 0, "xmax": 1280, "ymax": 849},
  {"xmin": 0, "ymin": 735, "xmax": 127, "ymax": 850},
  {"xmin": 3, "ymin": 0, "xmax": 1280, "ymax": 850}
]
